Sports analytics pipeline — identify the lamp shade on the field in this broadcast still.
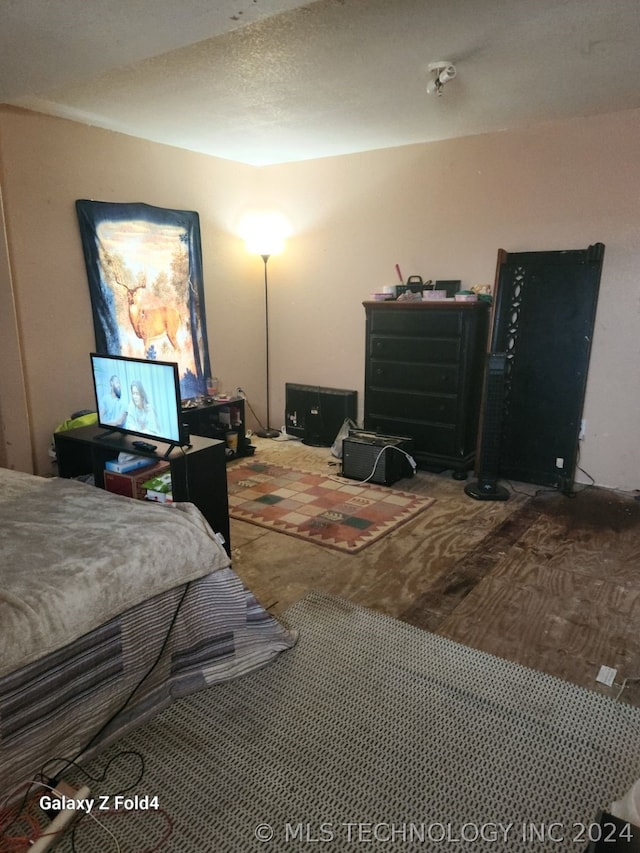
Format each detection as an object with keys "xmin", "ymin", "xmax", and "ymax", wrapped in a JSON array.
[{"xmin": 242, "ymin": 212, "xmax": 288, "ymax": 257}]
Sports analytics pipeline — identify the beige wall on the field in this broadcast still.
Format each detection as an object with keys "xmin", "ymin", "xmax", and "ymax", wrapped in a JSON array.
[
  {"xmin": 0, "ymin": 107, "xmax": 263, "ymax": 474},
  {"xmin": 260, "ymin": 112, "xmax": 640, "ymax": 492},
  {"xmin": 0, "ymin": 105, "xmax": 638, "ymax": 490},
  {"xmin": 0, "ymin": 179, "xmax": 31, "ymax": 471}
]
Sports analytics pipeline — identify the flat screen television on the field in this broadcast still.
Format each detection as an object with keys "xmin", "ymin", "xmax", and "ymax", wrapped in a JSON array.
[
  {"xmin": 285, "ymin": 383, "xmax": 357, "ymax": 446},
  {"xmin": 90, "ymin": 353, "xmax": 188, "ymax": 450}
]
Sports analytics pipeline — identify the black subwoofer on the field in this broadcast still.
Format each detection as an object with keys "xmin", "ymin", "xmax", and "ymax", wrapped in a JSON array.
[{"xmin": 342, "ymin": 431, "xmax": 414, "ymax": 486}]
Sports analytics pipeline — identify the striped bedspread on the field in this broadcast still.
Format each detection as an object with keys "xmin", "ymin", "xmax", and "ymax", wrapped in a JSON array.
[
  {"xmin": 0, "ymin": 468, "xmax": 296, "ymax": 802},
  {"xmin": 0, "ymin": 566, "xmax": 296, "ymax": 800}
]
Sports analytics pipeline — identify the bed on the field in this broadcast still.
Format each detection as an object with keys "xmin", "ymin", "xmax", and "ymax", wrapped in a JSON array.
[{"xmin": 0, "ymin": 468, "xmax": 296, "ymax": 802}]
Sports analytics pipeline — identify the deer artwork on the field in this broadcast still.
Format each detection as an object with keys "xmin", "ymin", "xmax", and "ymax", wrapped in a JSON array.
[{"xmin": 114, "ymin": 277, "xmax": 181, "ymax": 352}]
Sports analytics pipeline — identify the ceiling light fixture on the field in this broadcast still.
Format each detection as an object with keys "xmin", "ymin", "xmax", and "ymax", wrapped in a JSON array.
[{"xmin": 426, "ymin": 61, "xmax": 457, "ymax": 96}]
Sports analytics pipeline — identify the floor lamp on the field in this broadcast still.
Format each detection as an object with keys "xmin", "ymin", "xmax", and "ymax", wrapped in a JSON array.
[
  {"xmin": 254, "ymin": 252, "xmax": 280, "ymax": 438},
  {"xmin": 245, "ymin": 214, "xmax": 286, "ymax": 437}
]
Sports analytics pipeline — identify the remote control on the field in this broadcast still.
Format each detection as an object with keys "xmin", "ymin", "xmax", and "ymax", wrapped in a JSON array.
[{"xmin": 132, "ymin": 440, "xmax": 157, "ymax": 452}]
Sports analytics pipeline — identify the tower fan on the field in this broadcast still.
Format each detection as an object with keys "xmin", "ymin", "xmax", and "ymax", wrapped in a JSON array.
[{"xmin": 465, "ymin": 352, "xmax": 510, "ymax": 501}]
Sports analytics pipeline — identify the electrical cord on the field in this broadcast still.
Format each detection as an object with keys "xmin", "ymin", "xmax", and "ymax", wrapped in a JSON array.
[
  {"xmin": 575, "ymin": 464, "xmax": 596, "ymax": 490},
  {"xmin": 572, "ymin": 443, "xmax": 596, "ymax": 492},
  {"xmin": 615, "ymin": 677, "xmax": 640, "ymax": 701},
  {"xmin": 504, "ymin": 448, "xmax": 597, "ymax": 498},
  {"xmin": 1, "ymin": 780, "xmax": 121, "ymax": 853},
  {"xmin": 505, "ymin": 480, "xmax": 557, "ymax": 498},
  {"xmin": 2, "ymin": 749, "xmax": 168, "ymax": 851},
  {"xmin": 236, "ymin": 388, "xmax": 267, "ymax": 433},
  {"xmin": 339, "ymin": 444, "xmax": 417, "ymax": 485},
  {"xmin": 47, "ymin": 582, "xmax": 192, "ymax": 785},
  {"xmin": 39, "ymin": 751, "xmax": 145, "ymax": 798},
  {"xmin": 70, "ymin": 812, "xmax": 121, "ymax": 853},
  {"xmin": 0, "ymin": 753, "xmax": 139, "ymax": 839}
]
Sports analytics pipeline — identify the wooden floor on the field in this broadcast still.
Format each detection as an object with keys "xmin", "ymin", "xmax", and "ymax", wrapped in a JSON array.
[{"xmin": 228, "ymin": 437, "xmax": 640, "ymax": 705}]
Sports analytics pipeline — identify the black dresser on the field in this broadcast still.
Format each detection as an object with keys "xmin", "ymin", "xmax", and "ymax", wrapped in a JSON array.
[{"xmin": 363, "ymin": 300, "xmax": 490, "ymax": 478}]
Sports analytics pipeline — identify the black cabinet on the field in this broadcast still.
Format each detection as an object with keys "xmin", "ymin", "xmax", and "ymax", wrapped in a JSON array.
[
  {"xmin": 54, "ymin": 424, "xmax": 231, "ymax": 554},
  {"xmin": 181, "ymin": 396, "xmax": 253, "ymax": 459},
  {"xmin": 363, "ymin": 301, "xmax": 490, "ymax": 478},
  {"xmin": 487, "ymin": 245, "xmax": 604, "ymax": 493}
]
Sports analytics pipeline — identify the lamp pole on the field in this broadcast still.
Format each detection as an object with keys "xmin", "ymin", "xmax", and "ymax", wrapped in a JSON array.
[{"xmin": 256, "ymin": 253, "xmax": 280, "ymax": 438}]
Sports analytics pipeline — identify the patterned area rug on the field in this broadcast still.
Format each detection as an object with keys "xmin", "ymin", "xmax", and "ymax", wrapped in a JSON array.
[
  {"xmin": 58, "ymin": 592, "xmax": 640, "ymax": 852},
  {"xmin": 226, "ymin": 461, "xmax": 435, "ymax": 553}
]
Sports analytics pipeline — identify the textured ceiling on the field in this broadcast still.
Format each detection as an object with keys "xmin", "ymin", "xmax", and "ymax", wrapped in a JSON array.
[{"xmin": 2, "ymin": 0, "xmax": 640, "ymax": 166}]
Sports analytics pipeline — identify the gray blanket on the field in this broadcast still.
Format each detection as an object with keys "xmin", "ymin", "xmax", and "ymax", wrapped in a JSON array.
[{"xmin": 0, "ymin": 468, "xmax": 230, "ymax": 677}]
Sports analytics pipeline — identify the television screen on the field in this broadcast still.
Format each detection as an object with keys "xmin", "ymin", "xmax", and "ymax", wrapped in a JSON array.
[{"xmin": 90, "ymin": 353, "xmax": 186, "ymax": 447}]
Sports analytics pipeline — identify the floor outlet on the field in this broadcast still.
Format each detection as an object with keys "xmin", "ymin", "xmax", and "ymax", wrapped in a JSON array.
[{"xmin": 596, "ymin": 665, "xmax": 617, "ymax": 687}]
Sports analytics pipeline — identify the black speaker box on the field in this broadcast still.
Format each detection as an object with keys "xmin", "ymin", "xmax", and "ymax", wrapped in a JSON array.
[
  {"xmin": 285, "ymin": 383, "xmax": 357, "ymax": 446},
  {"xmin": 342, "ymin": 431, "xmax": 414, "ymax": 486}
]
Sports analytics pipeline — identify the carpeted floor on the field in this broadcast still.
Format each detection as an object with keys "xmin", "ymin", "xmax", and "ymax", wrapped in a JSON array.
[
  {"xmin": 227, "ymin": 461, "xmax": 435, "ymax": 553},
  {"xmin": 58, "ymin": 592, "xmax": 640, "ymax": 852},
  {"xmin": 229, "ymin": 439, "xmax": 640, "ymax": 700}
]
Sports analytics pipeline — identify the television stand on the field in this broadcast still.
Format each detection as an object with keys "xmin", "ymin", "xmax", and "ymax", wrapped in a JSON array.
[
  {"xmin": 54, "ymin": 424, "xmax": 230, "ymax": 554},
  {"xmin": 161, "ymin": 441, "xmax": 192, "ymax": 458},
  {"xmin": 93, "ymin": 429, "xmax": 189, "ymax": 458},
  {"xmin": 180, "ymin": 395, "xmax": 253, "ymax": 460},
  {"xmin": 94, "ymin": 427, "xmax": 119, "ymax": 441}
]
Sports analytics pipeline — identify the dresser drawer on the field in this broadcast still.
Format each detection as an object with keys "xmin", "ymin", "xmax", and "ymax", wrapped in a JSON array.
[
  {"xmin": 370, "ymin": 309, "xmax": 463, "ymax": 337},
  {"xmin": 366, "ymin": 389, "xmax": 459, "ymax": 426},
  {"xmin": 364, "ymin": 414, "xmax": 458, "ymax": 457},
  {"xmin": 369, "ymin": 360, "xmax": 460, "ymax": 393},
  {"xmin": 369, "ymin": 335, "xmax": 461, "ymax": 363}
]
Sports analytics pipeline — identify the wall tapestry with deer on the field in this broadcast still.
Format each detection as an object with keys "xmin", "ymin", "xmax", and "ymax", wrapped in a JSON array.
[{"xmin": 76, "ymin": 199, "xmax": 212, "ymax": 399}]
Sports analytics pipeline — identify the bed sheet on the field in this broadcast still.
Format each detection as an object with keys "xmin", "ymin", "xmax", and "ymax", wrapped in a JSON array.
[{"xmin": 0, "ymin": 468, "xmax": 231, "ymax": 677}]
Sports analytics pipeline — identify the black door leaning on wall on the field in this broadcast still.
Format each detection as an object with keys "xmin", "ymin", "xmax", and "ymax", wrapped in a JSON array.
[{"xmin": 488, "ymin": 243, "xmax": 604, "ymax": 494}]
